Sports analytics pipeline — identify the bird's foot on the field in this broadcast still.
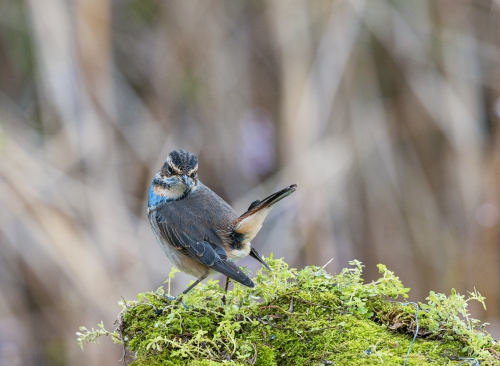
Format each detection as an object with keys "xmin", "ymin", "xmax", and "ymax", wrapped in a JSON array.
[
  {"xmin": 178, "ymin": 298, "xmax": 190, "ymax": 309},
  {"xmin": 163, "ymin": 294, "xmax": 190, "ymax": 309}
]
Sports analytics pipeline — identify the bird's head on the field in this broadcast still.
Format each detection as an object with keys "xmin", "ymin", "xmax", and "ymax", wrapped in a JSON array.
[{"xmin": 150, "ymin": 150, "xmax": 199, "ymax": 203}]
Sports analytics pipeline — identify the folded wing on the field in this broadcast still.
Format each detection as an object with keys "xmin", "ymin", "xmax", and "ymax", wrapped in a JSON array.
[{"xmin": 154, "ymin": 211, "xmax": 254, "ymax": 288}]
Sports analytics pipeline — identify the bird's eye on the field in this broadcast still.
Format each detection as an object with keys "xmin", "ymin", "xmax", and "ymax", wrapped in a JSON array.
[
  {"xmin": 166, "ymin": 166, "xmax": 173, "ymax": 175},
  {"xmin": 191, "ymin": 171, "xmax": 198, "ymax": 179}
]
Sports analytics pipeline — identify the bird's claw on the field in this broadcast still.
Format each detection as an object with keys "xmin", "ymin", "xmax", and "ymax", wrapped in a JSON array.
[{"xmin": 164, "ymin": 294, "xmax": 190, "ymax": 309}]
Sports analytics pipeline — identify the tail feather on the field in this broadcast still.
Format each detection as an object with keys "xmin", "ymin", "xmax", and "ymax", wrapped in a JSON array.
[
  {"xmin": 232, "ymin": 184, "xmax": 297, "ymax": 242},
  {"xmin": 249, "ymin": 247, "xmax": 271, "ymax": 272}
]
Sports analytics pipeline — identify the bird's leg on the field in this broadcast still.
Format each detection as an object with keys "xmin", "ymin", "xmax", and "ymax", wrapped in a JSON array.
[
  {"xmin": 181, "ymin": 276, "xmax": 205, "ymax": 296},
  {"xmin": 164, "ymin": 275, "xmax": 207, "ymax": 309},
  {"xmin": 224, "ymin": 276, "xmax": 231, "ymax": 292},
  {"xmin": 221, "ymin": 277, "xmax": 232, "ymax": 306}
]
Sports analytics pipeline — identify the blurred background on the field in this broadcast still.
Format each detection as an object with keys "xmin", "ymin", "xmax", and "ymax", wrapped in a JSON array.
[{"xmin": 1, "ymin": 0, "xmax": 500, "ymax": 364}]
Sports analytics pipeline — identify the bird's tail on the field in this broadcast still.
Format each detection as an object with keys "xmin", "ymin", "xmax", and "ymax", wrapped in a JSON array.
[{"xmin": 231, "ymin": 184, "xmax": 297, "ymax": 245}]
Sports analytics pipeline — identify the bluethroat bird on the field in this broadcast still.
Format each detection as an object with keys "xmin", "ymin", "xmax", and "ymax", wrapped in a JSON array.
[{"xmin": 148, "ymin": 149, "xmax": 297, "ymax": 300}]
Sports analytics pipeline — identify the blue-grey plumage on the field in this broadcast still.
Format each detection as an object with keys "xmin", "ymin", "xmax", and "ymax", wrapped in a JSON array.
[{"xmin": 147, "ymin": 149, "xmax": 297, "ymax": 295}]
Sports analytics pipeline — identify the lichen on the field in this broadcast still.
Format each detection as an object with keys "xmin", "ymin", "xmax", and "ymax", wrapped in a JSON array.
[{"xmin": 77, "ymin": 256, "xmax": 500, "ymax": 365}]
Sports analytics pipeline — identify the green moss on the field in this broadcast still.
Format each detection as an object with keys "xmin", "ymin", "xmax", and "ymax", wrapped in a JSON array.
[
  {"xmin": 254, "ymin": 345, "xmax": 276, "ymax": 366},
  {"xmin": 77, "ymin": 257, "xmax": 500, "ymax": 365}
]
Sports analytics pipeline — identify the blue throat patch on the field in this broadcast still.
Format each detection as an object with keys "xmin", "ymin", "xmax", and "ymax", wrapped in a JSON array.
[{"xmin": 148, "ymin": 183, "xmax": 171, "ymax": 209}]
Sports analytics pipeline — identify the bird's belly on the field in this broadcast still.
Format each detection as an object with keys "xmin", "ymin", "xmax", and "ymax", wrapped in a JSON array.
[
  {"xmin": 149, "ymin": 214, "xmax": 208, "ymax": 278},
  {"xmin": 162, "ymin": 244, "xmax": 208, "ymax": 278}
]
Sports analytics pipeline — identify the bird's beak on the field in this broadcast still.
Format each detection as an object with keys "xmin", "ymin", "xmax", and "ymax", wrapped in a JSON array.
[{"xmin": 180, "ymin": 174, "xmax": 193, "ymax": 189}]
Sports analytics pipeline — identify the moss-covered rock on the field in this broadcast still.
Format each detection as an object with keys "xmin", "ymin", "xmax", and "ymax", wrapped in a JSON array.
[{"xmin": 78, "ymin": 257, "xmax": 500, "ymax": 365}]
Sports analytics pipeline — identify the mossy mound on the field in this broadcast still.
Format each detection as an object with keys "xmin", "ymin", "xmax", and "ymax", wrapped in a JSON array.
[{"xmin": 78, "ymin": 257, "xmax": 500, "ymax": 365}]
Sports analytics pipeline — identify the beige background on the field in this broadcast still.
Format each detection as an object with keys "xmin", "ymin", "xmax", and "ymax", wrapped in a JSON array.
[{"xmin": 0, "ymin": 0, "xmax": 499, "ymax": 364}]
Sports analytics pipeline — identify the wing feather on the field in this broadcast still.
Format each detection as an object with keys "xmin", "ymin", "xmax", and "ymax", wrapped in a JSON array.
[{"xmin": 154, "ymin": 210, "xmax": 254, "ymax": 287}]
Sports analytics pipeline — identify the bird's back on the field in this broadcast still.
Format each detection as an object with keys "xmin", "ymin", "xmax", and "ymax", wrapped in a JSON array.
[
  {"xmin": 150, "ymin": 182, "xmax": 254, "ymax": 282},
  {"xmin": 170, "ymin": 182, "xmax": 238, "ymax": 230},
  {"xmin": 151, "ymin": 182, "xmax": 238, "ymax": 246}
]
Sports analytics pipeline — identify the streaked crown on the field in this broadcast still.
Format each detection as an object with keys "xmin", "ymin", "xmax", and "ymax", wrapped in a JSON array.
[{"xmin": 163, "ymin": 149, "xmax": 198, "ymax": 176}]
